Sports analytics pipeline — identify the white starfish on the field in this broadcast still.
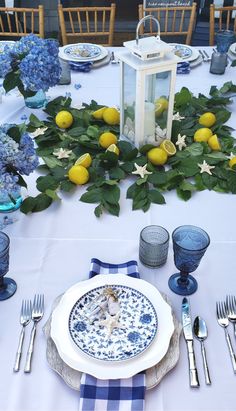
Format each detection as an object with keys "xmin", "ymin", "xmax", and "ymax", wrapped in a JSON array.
[
  {"xmin": 30, "ymin": 127, "xmax": 48, "ymax": 138},
  {"xmin": 226, "ymin": 152, "xmax": 236, "ymax": 160},
  {"xmin": 53, "ymin": 148, "xmax": 72, "ymax": 159},
  {"xmin": 132, "ymin": 163, "xmax": 152, "ymax": 179},
  {"xmin": 176, "ymin": 133, "xmax": 187, "ymax": 151},
  {"xmin": 173, "ymin": 112, "xmax": 185, "ymax": 121},
  {"xmin": 99, "ymin": 312, "xmax": 123, "ymax": 337},
  {"xmin": 155, "ymin": 125, "xmax": 167, "ymax": 139},
  {"xmin": 198, "ymin": 160, "xmax": 215, "ymax": 175}
]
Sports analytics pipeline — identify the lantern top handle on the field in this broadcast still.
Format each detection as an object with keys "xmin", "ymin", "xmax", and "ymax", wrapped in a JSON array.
[{"xmin": 136, "ymin": 15, "xmax": 161, "ymax": 46}]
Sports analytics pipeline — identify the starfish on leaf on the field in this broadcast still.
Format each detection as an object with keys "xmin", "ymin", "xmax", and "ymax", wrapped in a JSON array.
[
  {"xmin": 132, "ymin": 163, "xmax": 152, "ymax": 179},
  {"xmin": 198, "ymin": 160, "xmax": 215, "ymax": 175},
  {"xmin": 53, "ymin": 148, "xmax": 72, "ymax": 159},
  {"xmin": 176, "ymin": 134, "xmax": 187, "ymax": 151},
  {"xmin": 30, "ymin": 127, "xmax": 48, "ymax": 138}
]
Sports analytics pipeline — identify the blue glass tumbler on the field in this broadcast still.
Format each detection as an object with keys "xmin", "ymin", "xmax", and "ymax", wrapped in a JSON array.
[
  {"xmin": 216, "ymin": 30, "xmax": 235, "ymax": 53},
  {"xmin": 168, "ymin": 225, "xmax": 210, "ymax": 296},
  {"xmin": 0, "ymin": 232, "xmax": 17, "ymax": 300}
]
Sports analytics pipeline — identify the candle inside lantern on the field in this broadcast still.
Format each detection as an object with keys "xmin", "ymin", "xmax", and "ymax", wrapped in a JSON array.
[{"xmin": 144, "ymin": 102, "xmax": 155, "ymax": 139}]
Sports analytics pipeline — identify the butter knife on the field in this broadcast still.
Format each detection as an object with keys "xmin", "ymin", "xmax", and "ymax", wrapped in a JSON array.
[{"xmin": 182, "ymin": 297, "xmax": 200, "ymax": 388}]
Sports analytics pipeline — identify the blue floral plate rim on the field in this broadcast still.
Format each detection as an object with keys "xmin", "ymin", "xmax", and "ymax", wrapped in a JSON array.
[
  {"xmin": 68, "ymin": 284, "xmax": 158, "ymax": 362},
  {"xmin": 0, "ymin": 40, "xmax": 15, "ymax": 54},
  {"xmin": 60, "ymin": 43, "xmax": 108, "ymax": 62}
]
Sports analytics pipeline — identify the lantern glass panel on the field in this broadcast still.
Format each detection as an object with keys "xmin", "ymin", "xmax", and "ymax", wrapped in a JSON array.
[
  {"xmin": 123, "ymin": 63, "xmax": 136, "ymax": 144},
  {"xmin": 144, "ymin": 71, "xmax": 171, "ymax": 145}
]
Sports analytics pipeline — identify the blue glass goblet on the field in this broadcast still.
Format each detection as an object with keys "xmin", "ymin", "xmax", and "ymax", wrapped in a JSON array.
[
  {"xmin": 0, "ymin": 232, "xmax": 17, "ymax": 300},
  {"xmin": 168, "ymin": 225, "xmax": 210, "ymax": 296}
]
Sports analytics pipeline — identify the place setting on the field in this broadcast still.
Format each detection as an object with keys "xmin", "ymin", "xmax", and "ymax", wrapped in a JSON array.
[
  {"xmin": 169, "ymin": 43, "xmax": 203, "ymax": 71},
  {"xmin": 59, "ymin": 42, "xmax": 111, "ymax": 72}
]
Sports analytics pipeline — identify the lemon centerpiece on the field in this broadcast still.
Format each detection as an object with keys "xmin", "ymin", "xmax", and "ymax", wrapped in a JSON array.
[{"xmin": 55, "ymin": 111, "xmax": 73, "ymax": 129}]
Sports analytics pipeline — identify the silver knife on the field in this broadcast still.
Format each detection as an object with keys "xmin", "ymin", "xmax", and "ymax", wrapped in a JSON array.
[{"xmin": 182, "ymin": 297, "xmax": 200, "ymax": 388}]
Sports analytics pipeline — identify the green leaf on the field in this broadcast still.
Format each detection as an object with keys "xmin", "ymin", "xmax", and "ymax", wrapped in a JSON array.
[
  {"xmin": 148, "ymin": 171, "xmax": 167, "ymax": 186},
  {"xmin": 228, "ymin": 172, "xmax": 236, "ymax": 194},
  {"xmin": 175, "ymin": 87, "xmax": 192, "ymax": 108},
  {"xmin": 219, "ymin": 81, "xmax": 233, "ymax": 94},
  {"xmin": 102, "ymin": 185, "xmax": 120, "ymax": 204},
  {"xmin": 68, "ymin": 126, "xmax": 86, "ymax": 137},
  {"xmin": 139, "ymin": 144, "xmax": 155, "ymax": 154},
  {"xmin": 194, "ymin": 174, "xmax": 206, "ymax": 191},
  {"xmin": 126, "ymin": 183, "xmax": 137, "ymax": 199},
  {"xmin": 29, "ymin": 114, "xmax": 45, "ymax": 128},
  {"xmin": 33, "ymin": 194, "xmax": 53, "ymax": 212},
  {"xmin": 177, "ymin": 188, "xmax": 192, "ymax": 201},
  {"xmin": 176, "ymin": 158, "xmax": 200, "ymax": 177},
  {"xmin": 109, "ymin": 167, "xmax": 125, "ymax": 180},
  {"xmin": 20, "ymin": 197, "xmax": 37, "ymax": 214},
  {"xmin": 205, "ymin": 152, "xmax": 227, "ymax": 161},
  {"xmin": 7, "ymin": 126, "xmax": 21, "ymax": 144},
  {"xmin": 80, "ymin": 188, "xmax": 102, "ymax": 203},
  {"xmin": 133, "ymin": 197, "xmax": 148, "ymax": 210},
  {"xmin": 60, "ymin": 180, "xmax": 75, "ymax": 192},
  {"xmin": 42, "ymin": 156, "xmax": 63, "ymax": 168},
  {"xmin": 185, "ymin": 143, "xmax": 204, "ymax": 156},
  {"xmin": 179, "ymin": 180, "xmax": 196, "ymax": 192},
  {"xmin": 45, "ymin": 189, "xmax": 61, "ymax": 201},
  {"xmin": 142, "ymin": 200, "xmax": 151, "ymax": 212},
  {"xmin": 17, "ymin": 174, "xmax": 27, "ymax": 188},
  {"xmin": 148, "ymin": 189, "xmax": 166, "ymax": 204},
  {"xmin": 120, "ymin": 162, "xmax": 135, "ymax": 173},
  {"xmin": 94, "ymin": 204, "xmax": 103, "ymax": 217},
  {"xmin": 201, "ymin": 173, "xmax": 218, "ymax": 190},
  {"xmin": 231, "ymin": 60, "xmax": 236, "ymax": 67},
  {"xmin": 215, "ymin": 110, "xmax": 231, "ymax": 124},
  {"xmin": 87, "ymin": 125, "xmax": 99, "ymax": 139},
  {"xmin": 102, "ymin": 201, "xmax": 120, "ymax": 216},
  {"xmin": 36, "ymin": 175, "xmax": 59, "ymax": 193},
  {"xmin": 3, "ymin": 71, "xmax": 20, "ymax": 93}
]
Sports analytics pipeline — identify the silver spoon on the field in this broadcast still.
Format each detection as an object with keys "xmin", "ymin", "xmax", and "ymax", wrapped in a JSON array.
[{"xmin": 193, "ymin": 316, "xmax": 211, "ymax": 385}]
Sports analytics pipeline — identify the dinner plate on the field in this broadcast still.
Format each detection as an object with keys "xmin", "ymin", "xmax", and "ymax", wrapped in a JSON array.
[
  {"xmin": 59, "ymin": 43, "xmax": 108, "ymax": 62},
  {"xmin": 0, "ymin": 41, "xmax": 15, "ymax": 53},
  {"xmin": 229, "ymin": 42, "xmax": 236, "ymax": 55},
  {"xmin": 170, "ymin": 43, "xmax": 199, "ymax": 62},
  {"xmin": 69, "ymin": 284, "xmax": 158, "ymax": 361},
  {"xmin": 51, "ymin": 274, "xmax": 174, "ymax": 379}
]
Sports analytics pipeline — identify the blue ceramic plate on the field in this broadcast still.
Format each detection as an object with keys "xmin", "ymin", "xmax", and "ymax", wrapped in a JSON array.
[
  {"xmin": 69, "ymin": 284, "xmax": 158, "ymax": 361},
  {"xmin": 0, "ymin": 41, "xmax": 15, "ymax": 54},
  {"xmin": 172, "ymin": 44, "xmax": 193, "ymax": 59},
  {"xmin": 63, "ymin": 43, "xmax": 101, "ymax": 60}
]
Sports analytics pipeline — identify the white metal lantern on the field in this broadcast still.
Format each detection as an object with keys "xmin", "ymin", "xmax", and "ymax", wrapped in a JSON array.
[{"xmin": 119, "ymin": 15, "xmax": 179, "ymax": 148}]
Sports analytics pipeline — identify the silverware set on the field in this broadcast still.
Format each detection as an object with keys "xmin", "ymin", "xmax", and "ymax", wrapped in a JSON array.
[
  {"xmin": 216, "ymin": 296, "xmax": 236, "ymax": 373},
  {"xmin": 13, "ymin": 294, "xmax": 44, "ymax": 373},
  {"xmin": 198, "ymin": 49, "xmax": 212, "ymax": 62}
]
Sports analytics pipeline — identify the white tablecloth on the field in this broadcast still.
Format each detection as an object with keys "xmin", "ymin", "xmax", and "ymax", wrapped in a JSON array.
[{"xmin": 1, "ymin": 48, "xmax": 236, "ymax": 411}]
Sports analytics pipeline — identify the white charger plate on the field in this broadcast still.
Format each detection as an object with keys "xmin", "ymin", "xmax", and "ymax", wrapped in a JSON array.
[
  {"xmin": 229, "ymin": 42, "xmax": 236, "ymax": 55},
  {"xmin": 51, "ymin": 274, "xmax": 174, "ymax": 380},
  {"xmin": 59, "ymin": 43, "xmax": 108, "ymax": 62},
  {"xmin": 170, "ymin": 43, "xmax": 200, "ymax": 62},
  {"xmin": 0, "ymin": 40, "xmax": 15, "ymax": 53}
]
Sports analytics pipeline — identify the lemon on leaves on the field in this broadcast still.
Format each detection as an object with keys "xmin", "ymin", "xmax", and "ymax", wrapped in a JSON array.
[
  {"xmin": 103, "ymin": 108, "xmax": 120, "ymax": 125},
  {"xmin": 160, "ymin": 139, "xmax": 176, "ymax": 156},
  {"xmin": 199, "ymin": 112, "xmax": 216, "ymax": 128},
  {"xmin": 75, "ymin": 153, "xmax": 92, "ymax": 168},
  {"xmin": 208, "ymin": 134, "xmax": 221, "ymax": 151},
  {"xmin": 68, "ymin": 165, "xmax": 89, "ymax": 185},
  {"xmin": 147, "ymin": 147, "xmax": 168, "ymax": 165},
  {"xmin": 92, "ymin": 107, "xmax": 106, "ymax": 120},
  {"xmin": 55, "ymin": 111, "xmax": 73, "ymax": 129},
  {"xmin": 99, "ymin": 132, "xmax": 117, "ymax": 148},
  {"xmin": 229, "ymin": 157, "xmax": 236, "ymax": 169},
  {"xmin": 194, "ymin": 128, "xmax": 213, "ymax": 143},
  {"xmin": 106, "ymin": 144, "xmax": 120, "ymax": 155}
]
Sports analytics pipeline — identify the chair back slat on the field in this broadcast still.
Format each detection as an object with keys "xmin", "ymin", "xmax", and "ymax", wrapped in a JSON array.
[
  {"xmin": 58, "ymin": 3, "xmax": 116, "ymax": 46},
  {"xmin": 210, "ymin": 5, "xmax": 236, "ymax": 46},
  {"xmin": 0, "ymin": 6, "xmax": 44, "ymax": 38},
  {"xmin": 138, "ymin": 3, "xmax": 196, "ymax": 45}
]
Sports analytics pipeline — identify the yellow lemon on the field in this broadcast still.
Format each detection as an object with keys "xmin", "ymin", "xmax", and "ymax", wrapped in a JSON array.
[
  {"xmin": 229, "ymin": 157, "xmax": 236, "ymax": 169},
  {"xmin": 208, "ymin": 134, "xmax": 221, "ymax": 151},
  {"xmin": 55, "ymin": 111, "xmax": 73, "ymax": 129},
  {"xmin": 103, "ymin": 108, "xmax": 120, "ymax": 125},
  {"xmin": 147, "ymin": 147, "xmax": 168, "ymax": 166},
  {"xmin": 106, "ymin": 144, "xmax": 120, "ymax": 156},
  {"xmin": 199, "ymin": 112, "xmax": 216, "ymax": 128},
  {"xmin": 92, "ymin": 107, "xmax": 107, "ymax": 120},
  {"xmin": 156, "ymin": 97, "xmax": 169, "ymax": 110},
  {"xmin": 155, "ymin": 103, "xmax": 163, "ymax": 118},
  {"xmin": 75, "ymin": 153, "xmax": 92, "ymax": 168},
  {"xmin": 68, "ymin": 165, "xmax": 89, "ymax": 185},
  {"xmin": 99, "ymin": 132, "xmax": 117, "ymax": 148},
  {"xmin": 194, "ymin": 128, "xmax": 213, "ymax": 143},
  {"xmin": 160, "ymin": 139, "xmax": 176, "ymax": 156}
]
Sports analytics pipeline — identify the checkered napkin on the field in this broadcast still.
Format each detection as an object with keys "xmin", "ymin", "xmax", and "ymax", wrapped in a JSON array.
[
  {"xmin": 78, "ymin": 258, "xmax": 146, "ymax": 411},
  {"xmin": 177, "ymin": 61, "xmax": 190, "ymax": 74},
  {"xmin": 69, "ymin": 61, "xmax": 93, "ymax": 72}
]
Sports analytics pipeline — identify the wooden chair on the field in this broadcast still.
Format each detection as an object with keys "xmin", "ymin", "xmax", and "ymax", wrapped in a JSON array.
[
  {"xmin": 209, "ymin": 4, "xmax": 236, "ymax": 46},
  {"xmin": 138, "ymin": 2, "xmax": 197, "ymax": 45},
  {"xmin": 0, "ymin": 6, "xmax": 44, "ymax": 39},
  {"xmin": 58, "ymin": 3, "xmax": 116, "ymax": 46}
]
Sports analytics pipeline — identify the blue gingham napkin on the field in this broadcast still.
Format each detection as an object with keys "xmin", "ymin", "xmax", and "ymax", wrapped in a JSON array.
[
  {"xmin": 177, "ymin": 61, "xmax": 190, "ymax": 74},
  {"xmin": 69, "ymin": 61, "xmax": 93, "ymax": 72},
  {"xmin": 78, "ymin": 258, "xmax": 146, "ymax": 411}
]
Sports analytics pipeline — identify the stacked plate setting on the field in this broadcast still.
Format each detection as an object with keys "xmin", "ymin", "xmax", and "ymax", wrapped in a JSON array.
[
  {"xmin": 50, "ymin": 274, "xmax": 175, "ymax": 380},
  {"xmin": 170, "ymin": 43, "xmax": 202, "ymax": 68},
  {"xmin": 229, "ymin": 42, "xmax": 236, "ymax": 61},
  {"xmin": 59, "ymin": 43, "xmax": 110, "ymax": 70}
]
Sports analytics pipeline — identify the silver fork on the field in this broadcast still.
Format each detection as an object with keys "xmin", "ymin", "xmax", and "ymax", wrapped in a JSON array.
[
  {"xmin": 24, "ymin": 294, "xmax": 44, "ymax": 373},
  {"xmin": 13, "ymin": 300, "xmax": 32, "ymax": 372},
  {"xmin": 226, "ymin": 295, "xmax": 236, "ymax": 338},
  {"xmin": 216, "ymin": 301, "xmax": 236, "ymax": 373}
]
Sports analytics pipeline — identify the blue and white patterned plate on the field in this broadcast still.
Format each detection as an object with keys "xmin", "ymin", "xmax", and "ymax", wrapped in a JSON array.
[
  {"xmin": 172, "ymin": 44, "xmax": 192, "ymax": 59},
  {"xmin": 64, "ymin": 43, "xmax": 101, "ymax": 60},
  {"xmin": 0, "ymin": 41, "xmax": 15, "ymax": 54},
  {"xmin": 69, "ymin": 284, "xmax": 158, "ymax": 361}
]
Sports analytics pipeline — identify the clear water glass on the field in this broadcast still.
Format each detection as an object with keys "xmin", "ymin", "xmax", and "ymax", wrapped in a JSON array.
[
  {"xmin": 0, "ymin": 232, "xmax": 17, "ymax": 300},
  {"xmin": 139, "ymin": 225, "xmax": 169, "ymax": 267},
  {"xmin": 59, "ymin": 58, "xmax": 71, "ymax": 85},
  {"xmin": 168, "ymin": 225, "xmax": 210, "ymax": 296},
  {"xmin": 210, "ymin": 51, "xmax": 227, "ymax": 75}
]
